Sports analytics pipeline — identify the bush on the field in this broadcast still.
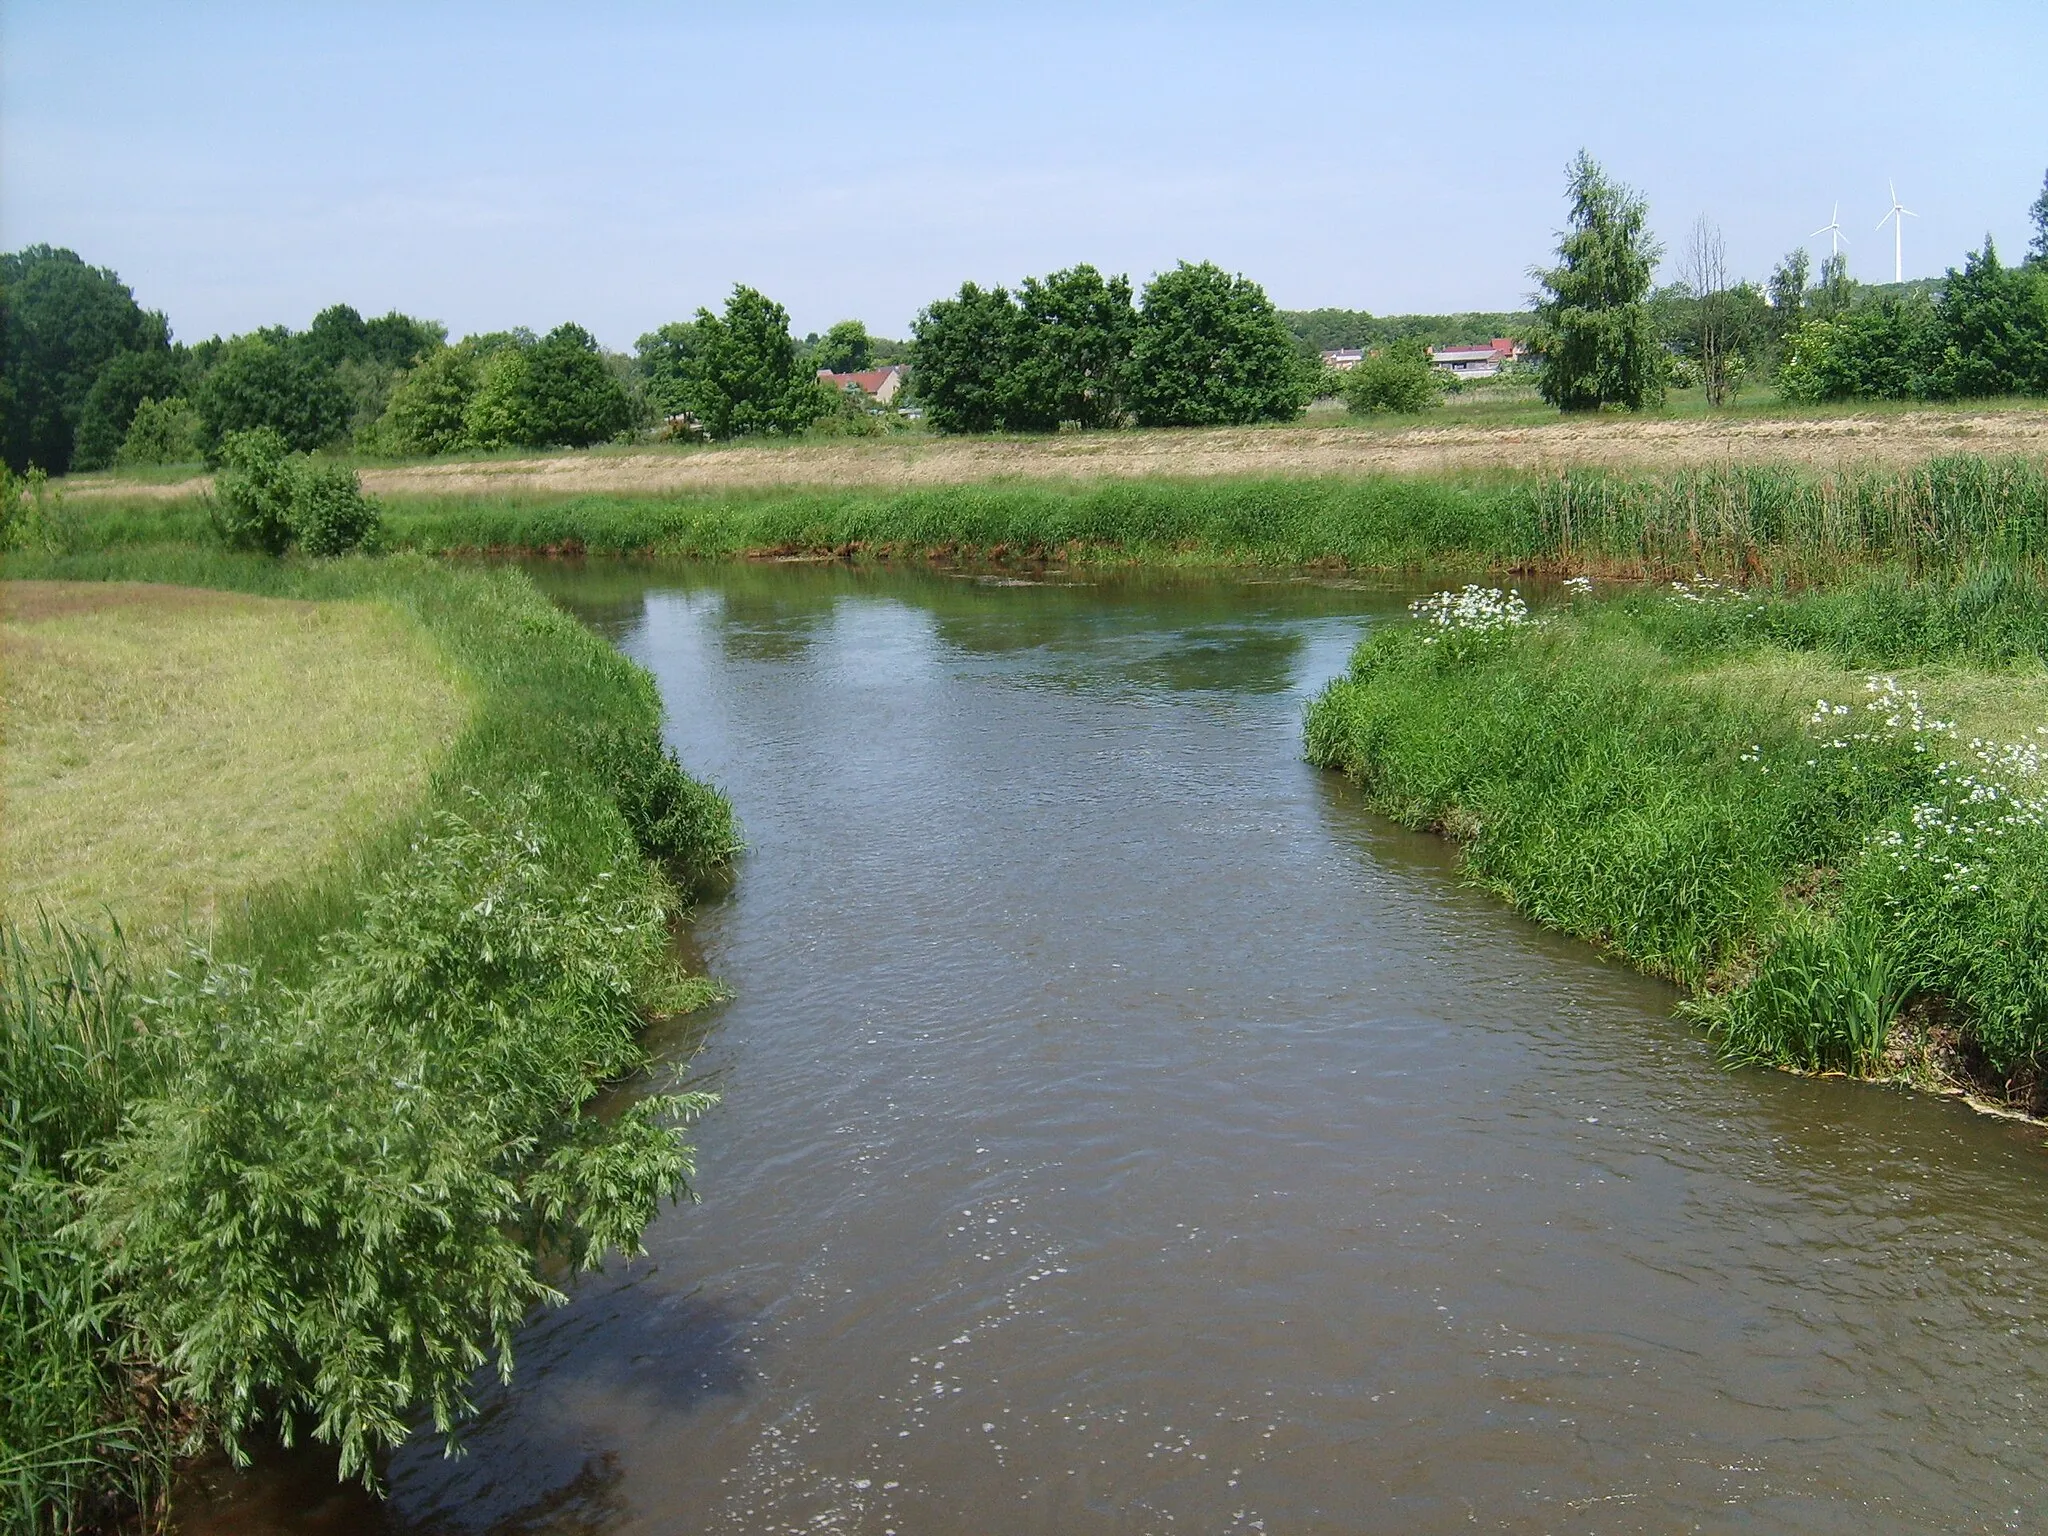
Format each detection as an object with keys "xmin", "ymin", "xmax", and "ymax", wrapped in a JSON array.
[
  {"xmin": 115, "ymin": 395, "xmax": 203, "ymax": 465},
  {"xmin": 82, "ymin": 793, "xmax": 715, "ymax": 1484},
  {"xmin": 211, "ymin": 429, "xmax": 381, "ymax": 556},
  {"xmin": 1343, "ymin": 342, "xmax": 1444, "ymax": 414},
  {"xmin": 210, "ymin": 428, "xmax": 300, "ymax": 554},
  {"xmin": 292, "ymin": 462, "xmax": 382, "ymax": 556},
  {"xmin": 579, "ymin": 722, "xmax": 741, "ymax": 877}
]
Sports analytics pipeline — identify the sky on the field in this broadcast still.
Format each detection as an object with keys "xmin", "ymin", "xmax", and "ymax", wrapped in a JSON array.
[{"xmin": 5, "ymin": 2, "xmax": 2045, "ymax": 351}]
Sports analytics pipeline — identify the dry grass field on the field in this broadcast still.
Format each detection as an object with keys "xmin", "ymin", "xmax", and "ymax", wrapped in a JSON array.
[
  {"xmin": 59, "ymin": 403, "xmax": 2048, "ymax": 505},
  {"xmin": 1, "ymin": 581, "xmax": 469, "ymax": 938}
]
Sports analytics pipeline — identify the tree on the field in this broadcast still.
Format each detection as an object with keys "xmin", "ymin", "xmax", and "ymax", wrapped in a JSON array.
[
  {"xmin": 1126, "ymin": 261, "xmax": 1309, "ymax": 427},
  {"xmin": 72, "ymin": 341, "xmax": 186, "ymax": 469},
  {"xmin": 1343, "ymin": 341, "xmax": 1443, "ymax": 414},
  {"xmin": 1008, "ymin": 265, "xmax": 1136, "ymax": 430},
  {"xmin": 681, "ymin": 287, "xmax": 831, "ymax": 440},
  {"xmin": 2029, "ymin": 167, "xmax": 2048, "ymax": 267},
  {"xmin": 195, "ymin": 333, "xmax": 351, "ymax": 457},
  {"xmin": 463, "ymin": 325, "xmax": 633, "ymax": 449},
  {"xmin": 635, "ymin": 321, "xmax": 699, "ymax": 416},
  {"xmin": 1531, "ymin": 152, "xmax": 1664, "ymax": 412},
  {"xmin": 1929, "ymin": 237, "xmax": 2048, "ymax": 398},
  {"xmin": 0, "ymin": 245, "xmax": 163, "ymax": 472},
  {"xmin": 813, "ymin": 319, "xmax": 873, "ymax": 374},
  {"xmin": 1809, "ymin": 253, "xmax": 1857, "ymax": 320},
  {"xmin": 373, "ymin": 345, "xmax": 481, "ymax": 455},
  {"xmin": 116, "ymin": 395, "xmax": 203, "ymax": 465},
  {"xmin": 1682, "ymin": 216, "xmax": 1758, "ymax": 407},
  {"xmin": 911, "ymin": 282, "xmax": 1028, "ymax": 433},
  {"xmin": 1767, "ymin": 248, "xmax": 1810, "ymax": 336},
  {"xmin": 1778, "ymin": 297, "xmax": 1941, "ymax": 403}
]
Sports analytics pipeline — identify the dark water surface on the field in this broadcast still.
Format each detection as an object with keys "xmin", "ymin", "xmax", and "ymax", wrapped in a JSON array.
[{"xmin": 184, "ymin": 563, "xmax": 2048, "ymax": 1535}]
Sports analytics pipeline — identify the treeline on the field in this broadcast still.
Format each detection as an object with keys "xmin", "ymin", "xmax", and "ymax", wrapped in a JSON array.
[
  {"xmin": 1, "ymin": 247, "xmax": 1319, "ymax": 473},
  {"xmin": 909, "ymin": 260, "xmax": 1308, "ymax": 432},
  {"xmin": 0, "ymin": 252, "xmax": 910, "ymax": 474}
]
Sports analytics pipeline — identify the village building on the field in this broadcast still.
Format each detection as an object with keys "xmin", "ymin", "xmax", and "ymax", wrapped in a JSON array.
[
  {"xmin": 1426, "ymin": 337, "xmax": 1528, "ymax": 378},
  {"xmin": 1319, "ymin": 348, "xmax": 1364, "ymax": 371},
  {"xmin": 817, "ymin": 365, "xmax": 906, "ymax": 404}
]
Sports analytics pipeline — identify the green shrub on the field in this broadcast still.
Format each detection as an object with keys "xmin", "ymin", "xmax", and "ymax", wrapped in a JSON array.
[
  {"xmin": 115, "ymin": 395, "xmax": 203, "ymax": 465},
  {"xmin": 83, "ymin": 792, "xmax": 715, "ymax": 1485},
  {"xmin": 1, "ymin": 921, "xmax": 175, "ymax": 1535},
  {"xmin": 1343, "ymin": 341, "xmax": 1443, "ymax": 414},
  {"xmin": 292, "ymin": 461, "xmax": 382, "ymax": 556},
  {"xmin": 210, "ymin": 428, "xmax": 300, "ymax": 554},
  {"xmin": 210, "ymin": 429, "xmax": 381, "ymax": 556}
]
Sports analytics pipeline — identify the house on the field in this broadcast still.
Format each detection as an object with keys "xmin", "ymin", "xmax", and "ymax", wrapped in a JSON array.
[
  {"xmin": 1320, "ymin": 348, "xmax": 1365, "ymax": 371},
  {"xmin": 1426, "ymin": 338, "xmax": 1528, "ymax": 378},
  {"xmin": 817, "ymin": 365, "xmax": 905, "ymax": 405}
]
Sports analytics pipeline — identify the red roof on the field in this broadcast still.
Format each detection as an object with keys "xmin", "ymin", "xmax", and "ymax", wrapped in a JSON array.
[{"xmin": 817, "ymin": 367, "xmax": 902, "ymax": 393}]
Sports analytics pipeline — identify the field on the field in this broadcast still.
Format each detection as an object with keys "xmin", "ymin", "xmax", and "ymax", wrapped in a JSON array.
[
  {"xmin": 56, "ymin": 398, "xmax": 2048, "ymax": 504},
  {"xmin": 2, "ymin": 581, "xmax": 468, "ymax": 939}
]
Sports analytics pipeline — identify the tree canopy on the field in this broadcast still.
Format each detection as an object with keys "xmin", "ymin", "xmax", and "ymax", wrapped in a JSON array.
[
  {"xmin": 0, "ymin": 245, "xmax": 168, "ymax": 472},
  {"xmin": 677, "ymin": 287, "xmax": 830, "ymax": 440},
  {"xmin": 1531, "ymin": 152, "xmax": 1664, "ymax": 411},
  {"xmin": 1126, "ymin": 261, "xmax": 1309, "ymax": 427},
  {"xmin": 812, "ymin": 320, "xmax": 873, "ymax": 375},
  {"xmin": 464, "ymin": 324, "xmax": 634, "ymax": 449}
]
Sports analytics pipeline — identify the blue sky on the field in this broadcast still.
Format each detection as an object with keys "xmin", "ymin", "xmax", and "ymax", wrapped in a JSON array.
[{"xmin": 5, "ymin": 2, "xmax": 2044, "ymax": 350}]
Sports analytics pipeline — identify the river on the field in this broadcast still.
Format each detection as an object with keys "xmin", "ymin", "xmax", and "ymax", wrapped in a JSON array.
[{"xmin": 182, "ymin": 561, "xmax": 2048, "ymax": 1534}]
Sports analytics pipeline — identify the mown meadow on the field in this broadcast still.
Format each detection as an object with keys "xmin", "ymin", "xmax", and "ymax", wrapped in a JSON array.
[{"xmin": 1, "ymin": 548, "xmax": 737, "ymax": 1533}]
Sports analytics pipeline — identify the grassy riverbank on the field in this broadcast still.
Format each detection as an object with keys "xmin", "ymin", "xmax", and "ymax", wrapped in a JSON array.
[
  {"xmin": 1307, "ymin": 567, "xmax": 2048, "ymax": 1109},
  {"xmin": 0, "ymin": 557, "xmax": 736, "ymax": 1532},
  {"xmin": 49, "ymin": 453, "xmax": 2048, "ymax": 581}
]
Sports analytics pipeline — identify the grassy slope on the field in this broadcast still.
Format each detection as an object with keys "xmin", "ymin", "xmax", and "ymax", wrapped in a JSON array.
[
  {"xmin": 0, "ymin": 550, "xmax": 736, "ymax": 1532},
  {"xmin": 1306, "ymin": 569, "xmax": 2048, "ymax": 1102},
  {"xmin": 3, "ymin": 583, "xmax": 470, "ymax": 940}
]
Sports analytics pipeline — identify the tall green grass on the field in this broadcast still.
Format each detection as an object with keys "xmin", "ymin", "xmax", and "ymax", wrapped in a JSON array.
[
  {"xmin": 57, "ymin": 454, "xmax": 2048, "ymax": 581},
  {"xmin": 1305, "ymin": 564, "xmax": 2048, "ymax": 1092},
  {"xmin": 0, "ymin": 552, "xmax": 738, "ymax": 1531}
]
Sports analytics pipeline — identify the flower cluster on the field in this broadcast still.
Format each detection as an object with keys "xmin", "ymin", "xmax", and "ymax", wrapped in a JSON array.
[
  {"xmin": 1562, "ymin": 575, "xmax": 1594, "ymax": 597},
  {"xmin": 1806, "ymin": 676, "xmax": 1956, "ymax": 756},
  {"xmin": 1410, "ymin": 585, "xmax": 1530, "ymax": 642},
  {"xmin": 1669, "ymin": 574, "xmax": 1741, "ymax": 603},
  {"xmin": 1809, "ymin": 677, "xmax": 2048, "ymax": 896}
]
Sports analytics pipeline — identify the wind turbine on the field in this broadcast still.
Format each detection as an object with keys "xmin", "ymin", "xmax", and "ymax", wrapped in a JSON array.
[
  {"xmin": 1877, "ymin": 181, "xmax": 1917, "ymax": 283},
  {"xmin": 1810, "ymin": 203, "xmax": 1849, "ymax": 258}
]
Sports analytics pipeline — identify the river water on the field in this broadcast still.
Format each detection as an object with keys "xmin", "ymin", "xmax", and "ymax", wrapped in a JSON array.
[{"xmin": 182, "ymin": 562, "xmax": 2048, "ymax": 1535}]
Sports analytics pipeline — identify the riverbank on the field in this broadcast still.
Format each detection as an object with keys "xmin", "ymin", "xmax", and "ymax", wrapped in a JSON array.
[
  {"xmin": 0, "ymin": 556, "xmax": 737, "ymax": 1531},
  {"xmin": 48, "ymin": 453, "xmax": 2048, "ymax": 583},
  {"xmin": 1306, "ymin": 567, "xmax": 2048, "ymax": 1114}
]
